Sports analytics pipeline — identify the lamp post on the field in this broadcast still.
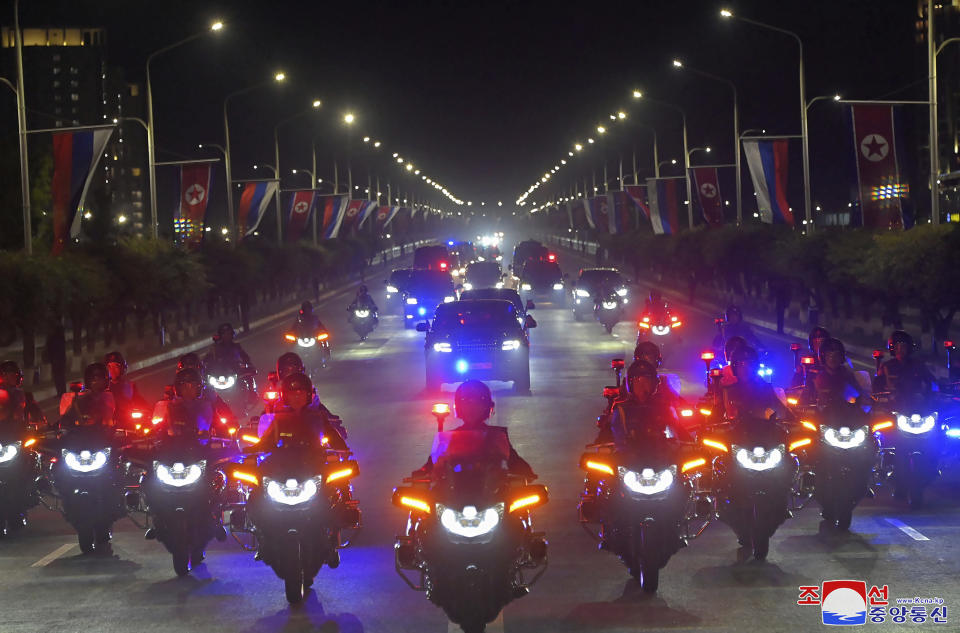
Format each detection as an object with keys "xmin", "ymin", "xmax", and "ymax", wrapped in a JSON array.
[
  {"xmin": 721, "ymin": 9, "xmax": 809, "ymax": 229},
  {"xmin": 687, "ymin": 146, "xmax": 711, "ymax": 163},
  {"xmin": 146, "ymin": 21, "xmax": 223, "ymax": 240},
  {"xmin": 223, "ymin": 72, "xmax": 286, "ymax": 241},
  {"xmin": 273, "ymin": 99, "xmax": 321, "ymax": 244},
  {"xmin": 658, "ymin": 158, "xmax": 678, "ymax": 172},
  {"xmin": 634, "ymin": 92, "xmax": 692, "ymax": 227},
  {"xmin": 10, "ymin": 0, "xmax": 31, "ymax": 253},
  {"xmin": 804, "ymin": 94, "xmax": 841, "ymax": 212},
  {"xmin": 931, "ymin": 35, "xmax": 960, "ymax": 225},
  {"xmin": 343, "ymin": 112, "xmax": 356, "ymax": 195},
  {"xmin": 673, "ymin": 59, "xmax": 740, "ymax": 223}
]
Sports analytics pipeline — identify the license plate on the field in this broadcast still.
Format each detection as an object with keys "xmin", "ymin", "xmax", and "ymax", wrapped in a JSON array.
[{"xmin": 471, "ymin": 362, "xmax": 493, "ymax": 369}]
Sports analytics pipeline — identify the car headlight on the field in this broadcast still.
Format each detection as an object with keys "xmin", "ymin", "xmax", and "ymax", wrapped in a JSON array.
[
  {"xmin": 154, "ymin": 460, "xmax": 205, "ymax": 487},
  {"xmin": 521, "ymin": 283, "xmax": 532, "ymax": 291},
  {"xmin": 602, "ymin": 301, "xmax": 618, "ymax": 310},
  {"xmin": 386, "ymin": 285, "xmax": 399, "ymax": 293},
  {"xmin": 451, "ymin": 269, "xmax": 460, "ymax": 277},
  {"xmin": 896, "ymin": 412, "xmax": 937, "ymax": 435},
  {"xmin": 264, "ymin": 476, "xmax": 321, "ymax": 506},
  {"xmin": 354, "ymin": 309, "xmax": 371, "ymax": 318},
  {"xmin": 406, "ymin": 297, "xmax": 418, "ymax": 305},
  {"xmin": 822, "ymin": 425, "xmax": 868, "ymax": 449},
  {"xmin": 433, "ymin": 342, "xmax": 453, "ymax": 353},
  {"xmin": 616, "ymin": 288, "xmax": 628, "ymax": 297},
  {"xmin": 734, "ymin": 444, "xmax": 784, "ymax": 471},
  {"xmin": 63, "ymin": 448, "xmax": 110, "ymax": 473},
  {"xmin": 651, "ymin": 325, "xmax": 671, "ymax": 336},
  {"xmin": 619, "ymin": 466, "xmax": 675, "ymax": 495},
  {"xmin": 575, "ymin": 288, "xmax": 590, "ymax": 297},
  {"xmin": 297, "ymin": 337, "xmax": 316, "ymax": 347},
  {"xmin": 462, "ymin": 282, "xmax": 473, "ymax": 291},
  {"xmin": 209, "ymin": 375, "xmax": 236, "ymax": 390},
  {"xmin": 437, "ymin": 503, "xmax": 503, "ymax": 538},
  {"xmin": 444, "ymin": 296, "xmax": 455, "ymax": 303},
  {"xmin": 495, "ymin": 282, "xmax": 504, "ymax": 289},
  {"xmin": 0, "ymin": 441, "xmax": 21, "ymax": 464},
  {"xmin": 553, "ymin": 283, "xmax": 564, "ymax": 290},
  {"xmin": 502, "ymin": 339, "xmax": 521, "ymax": 351}
]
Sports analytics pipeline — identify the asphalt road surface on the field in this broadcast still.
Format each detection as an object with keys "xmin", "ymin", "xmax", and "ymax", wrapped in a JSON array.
[{"xmin": 3, "ymin": 243, "xmax": 958, "ymax": 633}]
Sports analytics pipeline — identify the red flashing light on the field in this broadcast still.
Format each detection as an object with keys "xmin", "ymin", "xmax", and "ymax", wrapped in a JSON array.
[
  {"xmin": 700, "ymin": 351, "xmax": 715, "ymax": 361},
  {"xmin": 264, "ymin": 391, "xmax": 279, "ymax": 401},
  {"xmin": 439, "ymin": 261, "xmax": 448, "ymax": 270},
  {"xmin": 790, "ymin": 343, "xmax": 801, "ymax": 351},
  {"xmin": 547, "ymin": 253, "xmax": 556, "ymax": 262},
  {"xmin": 602, "ymin": 387, "xmax": 619, "ymax": 398},
  {"xmin": 801, "ymin": 355, "xmax": 815, "ymax": 365},
  {"xmin": 709, "ymin": 368, "xmax": 722, "ymax": 377},
  {"xmin": 872, "ymin": 350, "xmax": 883, "ymax": 359},
  {"xmin": 945, "ymin": 340, "xmax": 955, "ymax": 348},
  {"xmin": 611, "ymin": 359, "xmax": 625, "ymax": 370}
]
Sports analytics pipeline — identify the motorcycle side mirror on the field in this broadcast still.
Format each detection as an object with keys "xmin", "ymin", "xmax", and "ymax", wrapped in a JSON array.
[
  {"xmin": 524, "ymin": 315, "xmax": 537, "ymax": 329},
  {"xmin": 525, "ymin": 300, "xmax": 536, "ymax": 310},
  {"xmin": 415, "ymin": 322, "xmax": 430, "ymax": 332}
]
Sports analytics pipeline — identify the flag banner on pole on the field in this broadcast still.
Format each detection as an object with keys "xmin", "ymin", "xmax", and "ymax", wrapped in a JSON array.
[
  {"xmin": 607, "ymin": 191, "xmax": 635, "ymax": 234},
  {"xmin": 849, "ymin": 104, "xmax": 910, "ymax": 229},
  {"xmin": 375, "ymin": 205, "xmax": 399, "ymax": 229},
  {"xmin": 174, "ymin": 163, "xmax": 213, "ymax": 249},
  {"xmin": 285, "ymin": 189, "xmax": 316, "ymax": 243},
  {"xmin": 625, "ymin": 185, "xmax": 650, "ymax": 221},
  {"xmin": 356, "ymin": 200, "xmax": 380, "ymax": 228},
  {"xmin": 743, "ymin": 139, "xmax": 794, "ymax": 226},
  {"xmin": 340, "ymin": 199, "xmax": 366, "ymax": 233},
  {"xmin": 51, "ymin": 126, "xmax": 115, "ymax": 254},
  {"xmin": 318, "ymin": 194, "xmax": 348, "ymax": 239},
  {"xmin": 691, "ymin": 167, "xmax": 724, "ymax": 227},
  {"xmin": 237, "ymin": 181, "xmax": 278, "ymax": 238},
  {"xmin": 586, "ymin": 196, "xmax": 610, "ymax": 232},
  {"xmin": 646, "ymin": 177, "xmax": 684, "ymax": 235}
]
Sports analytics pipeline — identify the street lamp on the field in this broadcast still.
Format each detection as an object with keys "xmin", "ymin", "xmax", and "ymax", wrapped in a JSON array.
[
  {"xmin": 673, "ymin": 59, "xmax": 741, "ymax": 223},
  {"xmin": 634, "ymin": 92, "xmax": 692, "ymax": 227},
  {"xmin": 146, "ymin": 20, "xmax": 224, "ymax": 239},
  {"xmin": 658, "ymin": 158, "xmax": 678, "ymax": 170},
  {"xmin": 687, "ymin": 146, "xmax": 711, "ymax": 162},
  {"xmin": 720, "ymin": 8, "xmax": 810, "ymax": 229},
  {"xmin": 223, "ymin": 72, "xmax": 286, "ymax": 241},
  {"xmin": 274, "ymin": 98, "xmax": 322, "ymax": 243}
]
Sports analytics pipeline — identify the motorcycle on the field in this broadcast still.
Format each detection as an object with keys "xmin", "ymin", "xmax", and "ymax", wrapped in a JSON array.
[
  {"xmin": 0, "ymin": 428, "xmax": 41, "ymax": 536},
  {"xmin": 45, "ymin": 425, "xmax": 128, "ymax": 553},
  {"xmin": 594, "ymin": 290, "xmax": 624, "ymax": 334},
  {"xmin": 699, "ymin": 417, "xmax": 804, "ymax": 561},
  {"xmin": 872, "ymin": 395, "xmax": 945, "ymax": 509},
  {"xmin": 230, "ymin": 421, "xmax": 360, "ymax": 604},
  {"xmin": 205, "ymin": 357, "xmax": 258, "ymax": 418},
  {"xmin": 392, "ymin": 405, "xmax": 548, "ymax": 633},
  {"xmin": 637, "ymin": 306, "xmax": 682, "ymax": 343},
  {"xmin": 349, "ymin": 307, "xmax": 379, "ymax": 341},
  {"xmin": 578, "ymin": 437, "xmax": 708, "ymax": 592},
  {"xmin": 795, "ymin": 404, "xmax": 878, "ymax": 530},
  {"xmin": 283, "ymin": 324, "xmax": 332, "ymax": 370}
]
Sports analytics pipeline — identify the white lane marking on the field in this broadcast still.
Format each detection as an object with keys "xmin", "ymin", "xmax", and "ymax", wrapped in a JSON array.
[
  {"xmin": 885, "ymin": 518, "xmax": 930, "ymax": 541},
  {"xmin": 447, "ymin": 612, "xmax": 504, "ymax": 633},
  {"xmin": 30, "ymin": 543, "xmax": 76, "ymax": 567}
]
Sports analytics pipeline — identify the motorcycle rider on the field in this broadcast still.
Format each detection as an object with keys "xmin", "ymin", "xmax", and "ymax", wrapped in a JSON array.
[
  {"xmin": 610, "ymin": 360, "xmax": 690, "ymax": 447},
  {"xmin": 632, "ymin": 341, "xmax": 686, "ymax": 413},
  {"xmin": 873, "ymin": 331, "xmax": 935, "ymax": 401},
  {"xmin": 154, "ymin": 368, "xmax": 235, "ymax": 437},
  {"xmin": 104, "ymin": 351, "xmax": 149, "ymax": 421},
  {"xmin": 0, "ymin": 360, "xmax": 45, "ymax": 429},
  {"xmin": 720, "ymin": 305, "xmax": 764, "ymax": 353},
  {"xmin": 791, "ymin": 327, "xmax": 831, "ymax": 388},
  {"xmin": 413, "ymin": 380, "xmax": 536, "ymax": 480},
  {"xmin": 256, "ymin": 372, "xmax": 348, "ymax": 452},
  {"xmin": 205, "ymin": 323, "xmax": 255, "ymax": 374},
  {"xmin": 722, "ymin": 347, "xmax": 790, "ymax": 422},
  {"xmin": 800, "ymin": 338, "xmax": 869, "ymax": 409},
  {"xmin": 644, "ymin": 289, "xmax": 666, "ymax": 315},
  {"xmin": 259, "ymin": 353, "xmax": 346, "ymax": 438},
  {"xmin": 348, "ymin": 285, "xmax": 379, "ymax": 315},
  {"xmin": 58, "ymin": 363, "xmax": 116, "ymax": 428}
]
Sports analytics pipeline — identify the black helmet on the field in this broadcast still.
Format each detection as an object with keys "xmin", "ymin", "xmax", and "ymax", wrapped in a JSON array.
[
  {"xmin": 888, "ymin": 330, "xmax": 914, "ymax": 351},
  {"xmin": 215, "ymin": 323, "xmax": 235, "ymax": 340},
  {"xmin": 281, "ymin": 372, "xmax": 313, "ymax": 398},
  {"xmin": 174, "ymin": 368, "xmax": 203, "ymax": 397},
  {"xmin": 0, "ymin": 360, "xmax": 23, "ymax": 387},
  {"xmin": 633, "ymin": 341, "xmax": 662, "ymax": 368},
  {"xmin": 83, "ymin": 362, "xmax": 109, "ymax": 386},
  {"xmin": 624, "ymin": 359, "xmax": 658, "ymax": 394},
  {"xmin": 818, "ymin": 337, "xmax": 846, "ymax": 364},
  {"xmin": 300, "ymin": 301, "xmax": 313, "ymax": 315},
  {"xmin": 725, "ymin": 305, "xmax": 743, "ymax": 322},
  {"xmin": 276, "ymin": 352, "xmax": 305, "ymax": 379},
  {"xmin": 808, "ymin": 327, "xmax": 830, "ymax": 351},
  {"xmin": 358, "ymin": 285, "xmax": 368, "ymax": 294},
  {"xmin": 454, "ymin": 379, "xmax": 494, "ymax": 420},
  {"xmin": 104, "ymin": 351, "xmax": 127, "ymax": 371},
  {"xmin": 724, "ymin": 335, "xmax": 747, "ymax": 362},
  {"xmin": 730, "ymin": 345, "xmax": 759, "ymax": 365}
]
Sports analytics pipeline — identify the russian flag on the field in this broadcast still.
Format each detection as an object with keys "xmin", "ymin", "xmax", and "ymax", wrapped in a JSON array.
[
  {"xmin": 646, "ymin": 177, "xmax": 684, "ymax": 235},
  {"xmin": 237, "ymin": 181, "xmax": 278, "ymax": 237},
  {"xmin": 743, "ymin": 139, "xmax": 794, "ymax": 226},
  {"xmin": 356, "ymin": 200, "xmax": 379, "ymax": 228},
  {"xmin": 319, "ymin": 195, "xmax": 348, "ymax": 239},
  {"xmin": 51, "ymin": 127, "xmax": 115, "ymax": 254}
]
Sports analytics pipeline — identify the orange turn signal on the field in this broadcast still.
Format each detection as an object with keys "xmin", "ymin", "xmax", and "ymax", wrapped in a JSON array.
[
  {"xmin": 241, "ymin": 434, "xmax": 260, "ymax": 444},
  {"xmin": 638, "ymin": 322, "xmax": 650, "ymax": 329},
  {"xmin": 317, "ymin": 333, "xmax": 329, "ymax": 341},
  {"xmin": 508, "ymin": 494, "xmax": 542, "ymax": 513},
  {"xmin": 702, "ymin": 438, "xmax": 729, "ymax": 452},
  {"xmin": 699, "ymin": 408, "xmax": 713, "ymax": 416},
  {"xmin": 325, "ymin": 467, "xmax": 354, "ymax": 483},
  {"xmin": 585, "ymin": 460, "xmax": 614, "ymax": 476},
  {"xmin": 787, "ymin": 397, "xmax": 799, "ymax": 406},
  {"xmin": 789, "ymin": 438, "xmax": 812, "ymax": 452},
  {"xmin": 23, "ymin": 438, "xmax": 36, "ymax": 448},
  {"xmin": 400, "ymin": 496, "xmax": 432, "ymax": 513},
  {"xmin": 671, "ymin": 321, "xmax": 682, "ymax": 328},
  {"xmin": 284, "ymin": 333, "xmax": 297, "ymax": 342},
  {"xmin": 681, "ymin": 457, "xmax": 707, "ymax": 473},
  {"xmin": 233, "ymin": 471, "xmax": 258, "ymax": 485},
  {"xmin": 801, "ymin": 420, "xmax": 817, "ymax": 432},
  {"xmin": 872, "ymin": 420, "xmax": 894, "ymax": 432}
]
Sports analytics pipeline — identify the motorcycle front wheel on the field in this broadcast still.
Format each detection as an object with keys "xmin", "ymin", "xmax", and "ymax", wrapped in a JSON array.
[
  {"xmin": 283, "ymin": 542, "xmax": 306, "ymax": 604},
  {"xmin": 630, "ymin": 564, "xmax": 660, "ymax": 593}
]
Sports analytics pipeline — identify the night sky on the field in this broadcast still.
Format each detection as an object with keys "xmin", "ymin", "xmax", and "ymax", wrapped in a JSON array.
[{"xmin": 7, "ymin": 0, "xmax": 921, "ymax": 219}]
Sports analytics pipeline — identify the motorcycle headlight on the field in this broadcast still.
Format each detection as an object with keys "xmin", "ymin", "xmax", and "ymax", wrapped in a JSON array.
[
  {"xmin": 553, "ymin": 283, "xmax": 564, "ymax": 290},
  {"xmin": 616, "ymin": 287, "xmax": 628, "ymax": 297},
  {"xmin": 444, "ymin": 296, "xmax": 455, "ymax": 303},
  {"xmin": 822, "ymin": 425, "xmax": 868, "ymax": 449},
  {"xmin": 154, "ymin": 460, "xmax": 205, "ymax": 487},
  {"xmin": 651, "ymin": 325, "xmax": 671, "ymax": 336},
  {"xmin": 297, "ymin": 337, "xmax": 316, "ymax": 347},
  {"xmin": 619, "ymin": 466, "xmax": 675, "ymax": 495},
  {"xmin": 433, "ymin": 342, "xmax": 453, "ymax": 353},
  {"xmin": 521, "ymin": 283, "xmax": 532, "ymax": 291},
  {"xmin": 575, "ymin": 288, "xmax": 590, "ymax": 297},
  {"xmin": 406, "ymin": 297, "xmax": 418, "ymax": 305},
  {"xmin": 0, "ymin": 442, "xmax": 21, "ymax": 464},
  {"xmin": 209, "ymin": 375, "xmax": 236, "ymax": 390},
  {"xmin": 734, "ymin": 444, "xmax": 784, "ymax": 471},
  {"xmin": 63, "ymin": 448, "xmax": 110, "ymax": 473},
  {"xmin": 602, "ymin": 301, "xmax": 618, "ymax": 310},
  {"xmin": 386, "ymin": 285, "xmax": 399, "ymax": 293},
  {"xmin": 354, "ymin": 309, "xmax": 371, "ymax": 318},
  {"xmin": 896, "ymin": 412, "xmax": 937, "ymax": 435},
  {"xmin": 437, "ymin": 503, "xmax": 503, "ymax": 538},
  {"xmin": 501, "ymin": 339, "xmax": 521, "ymax": 351},
  {"xmin": 264, "ymin": 476, "xmax": 321, "ymax": 506}
]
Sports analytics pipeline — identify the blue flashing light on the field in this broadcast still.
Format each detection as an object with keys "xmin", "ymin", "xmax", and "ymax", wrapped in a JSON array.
[
  {"xmin": 757, "ymin": 364, "xmax": 773, "ymax": 379},
  {"xmin": 418, "ymin": 307, "xmax": 427, "ymax": 316},
  {"xmin": 947, "ymin": 428, "xmax": 960, "ymax": 438},
  {"xmin": 456, "ymin": 359, "xmax": 469, "ymax": 374},
  {"xmin": 448, "ymin": 240, "xmax": 455, "ymax": 246}
]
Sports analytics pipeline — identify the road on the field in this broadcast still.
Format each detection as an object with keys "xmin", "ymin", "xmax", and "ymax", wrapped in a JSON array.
[{"xmin": 2, "ymin": 241, "xmax": 958, "ymax": 633}]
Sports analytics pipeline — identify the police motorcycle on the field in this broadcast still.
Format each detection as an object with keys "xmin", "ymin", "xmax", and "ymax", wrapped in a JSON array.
[
  {"xmin": 283, "ymin": 326, "xmax": 332, "ymax": 370},
  {"xmin": 594, "ymin": 287, "xmax": 626, "ymax": 334},
  {"xmin": 0, "ymin": 425, "xmax": 42, "ymax": 537},
  {"xmin": 392, "ymin": 405, "xmax": 548, "ymax": 633},
  {"xmin": 228, "ymin": 418, "xmax": 361, "ymax": 604},
  {"xmin": 205, "ymin": 356, "xmax": 258, "ymax": 417},
  {"xmin": 349, "ymin": 306, "xmax": 379, "ymax": 341}
]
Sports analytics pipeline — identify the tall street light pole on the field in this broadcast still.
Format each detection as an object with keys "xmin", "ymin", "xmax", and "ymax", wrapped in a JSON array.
[
  {"xmin": 634, "ymin": 92, "xmax": 692, "ymax": 227},
  {"xmin": 343, "ymin": 112, "xmax": 356, "ymax": 195},
  {"xmin": 673, "ymin": 60, "xmax": 740, "ymax": 224},
  {"xmin": 721, "ymin": 9, "xmax": 810, "ymax": 229},
  {"xmin": 223, "ymin": 72, "xmax": 286, "ymax": 241},
  {"xmin": 146, "ymin": 21, "xmax": 223, "ymax": 240},
  {"xmin": 273, "ymin": 99, "xmax": 321, "ymax": 244},
  {"xmin": 931, "ymin": 33, "xmax": 960, "ymax": 225},
  {"xmin": 13, "ymin": 0, "xmax": 31, "ymax": 254},
  {"xmin": 804, "ymin": 94, "xmax": 841, "ymax": 212}
]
